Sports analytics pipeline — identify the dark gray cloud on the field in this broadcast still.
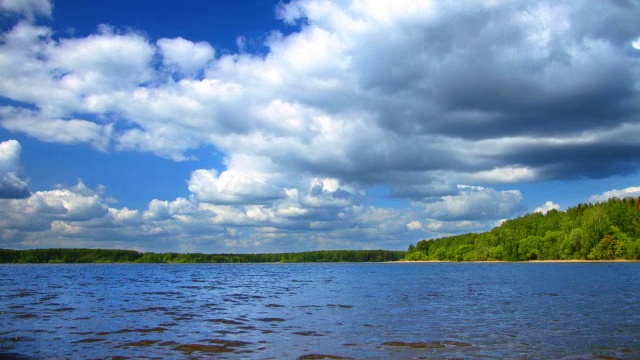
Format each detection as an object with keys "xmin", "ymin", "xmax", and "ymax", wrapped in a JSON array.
[{"xmin": 505, "ymin": 140, "xmax": 640, "ymax": 180}]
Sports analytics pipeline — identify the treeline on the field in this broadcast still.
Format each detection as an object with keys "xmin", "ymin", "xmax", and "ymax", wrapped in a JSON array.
[
  {"xmin": 0, "ymin": 248, "xmax": 406, "ymax": 264},
  {"xmin": 0, "ymin": 248, "xmax": 141, "ymax": 263},
  {"xmin": 406, "ymin": 197, "xmax": 640, "ymax": 261}
]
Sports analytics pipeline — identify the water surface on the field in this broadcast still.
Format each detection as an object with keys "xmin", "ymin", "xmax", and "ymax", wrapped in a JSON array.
[{"xmin": 1, "ymin": 263, "xmax": 638, "ymax": 359}]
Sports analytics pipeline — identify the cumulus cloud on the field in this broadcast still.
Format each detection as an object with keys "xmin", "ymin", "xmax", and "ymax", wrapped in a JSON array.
[
  {"xmin": 142, "ymin": 197, "xmax": 195, "ymax": 221},
  {"xmin": 0, "ymin": 180, "xmax": 107, "ymax": 232},
  {"xmin": 158, "ymin": 37, "xmax": 215, "ymax": 75},
  {"xmin": 188, "ymin": 155, "xmax": 286, "ymax": 204},
  {"xmin": 301, "ymin": 178, "xmax": 361, "ymax": 208},
  {"xmin": 0, "ymin": 139, "xmax": 29, "ymax": 198},
  {"xmin": 422, "ymin": 185, "xmax": 524, "ymax": 221},
  {"xmin": 589, "ymin": 186, "xmax": 640, "ymax": 203},
  {"xmin": 1, "ymin": 108, "xmax": 113, "ymax": 151}
]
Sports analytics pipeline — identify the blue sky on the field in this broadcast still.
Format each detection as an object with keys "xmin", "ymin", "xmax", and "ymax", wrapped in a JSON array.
[
  {"xmin": 48, "ymin": 0, "xmax": 287, "ymax": 50},
  {"xmin": 0, "ymin": 0, "xmax": 639, "ymax": 253}
]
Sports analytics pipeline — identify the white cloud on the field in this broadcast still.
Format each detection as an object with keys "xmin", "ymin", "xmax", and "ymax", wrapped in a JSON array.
[
  {"xmin": 534, "ymin": 201, "xmax": 560, "ymax": 214},
  {"xmin": 423, "ymin": 185, "xmax": 524, "ymax": 221},
  {"xmin": 408, "ymin": 214, "xmax": 488, "ymax": 235},
  {"xmin": 0, "ymin": 139, "xmax": 29, "ymax": 198},
  {"xmin": 0, "ymin": 22, "xmax": 154, "ymax": 118},
  {"xmin": 51, "ymin": 25, "xmax": 154, "ymax": 89},
  {"xmin": 115, "ymin": 126, "xmax": 201, "ymax": 161},
  {"xmin": 302, "ymin": 177, "xmax": 360, "ymax": 208},
  {"xmin": 35, "ymin": 181, "xmax": 108, "ymax": 221},
  {"xmin": 108, "ymin": 207, "xmax": 140, "ymax": 226},
  {"xmin": 1, "ymin": 108, "xmax": 112, "ymax": 151},
  {"xmin": 0, "ymin": 180, "xmax": 107, "ymax": 232},
  {"xmin": 470, "ymin": 166, "xmax": 538, "ymax": 184},
  {"xmin": 589, "ymin": 186, "xmax": 640, "ymax": 203},
  {"xmin": 158, "ymin": 37, "xmax": 215, "ymax": 75},
  {"xmin": 422, "ymin": 218, "xmax": 483, "ymax": 233},
  {"xmin": 142, "ymin": 197, "xmax": 196, "ymax": 221},
  {"xmin": 406, "ymin": 220, "xmax": 423, "ymax": 231},
  {"xmin": 188, "ymin": 155, "xmax": 285, "ymax": 204}
]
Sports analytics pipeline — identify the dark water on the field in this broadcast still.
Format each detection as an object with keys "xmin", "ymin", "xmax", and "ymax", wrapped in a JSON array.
[{"xmin": 0, "ymin": 263, "xmax": 638, "ymax": 359}]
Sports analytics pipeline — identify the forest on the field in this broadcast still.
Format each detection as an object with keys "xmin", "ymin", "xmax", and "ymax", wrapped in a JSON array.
[
  {"xmin": 0, "ymin": 248, "xmax": 406, "ymax": 264},
  {"xmin": 405, "ymin": 197, "xmax": 640, "ymax": 261}
]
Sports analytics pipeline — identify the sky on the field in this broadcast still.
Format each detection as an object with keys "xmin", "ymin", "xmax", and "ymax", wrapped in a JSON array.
[{"xmin": 0, "ymin": 0, "xmax": 639, "ymax": 253}]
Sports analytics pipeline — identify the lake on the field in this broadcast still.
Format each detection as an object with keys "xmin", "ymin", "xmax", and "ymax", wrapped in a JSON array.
[{"xmin": 1, "ymin": 263, "xmax": 638, "ymax": 359}]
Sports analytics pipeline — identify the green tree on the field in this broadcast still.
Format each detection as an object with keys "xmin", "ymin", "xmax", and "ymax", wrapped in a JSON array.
[
  {"xmin": 559, "ymin": 228, "xmax": 582, "ymax": 259},
  {"xmin": 487, "ymin": 245, "xmax": 505, "ymax": 261},
  {"xmin": 541, "ymin": 230, "xmax": 564, "ymax": 259},
  {"xmin": 518, "ymin": 236, "xmax": 542, "ymax": 261},
  {"xmin": 580, "ymin": 206, "xmax": 610, "ymax": 259},
  {"xmin": 453, "ymin": 244, "xmax": 474, "ymax": 261}
]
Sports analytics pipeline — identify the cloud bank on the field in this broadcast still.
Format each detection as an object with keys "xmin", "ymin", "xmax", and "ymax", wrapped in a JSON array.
[{"xmin": 0, "ymin": 0, "xmax": 639, "ymax": 251}]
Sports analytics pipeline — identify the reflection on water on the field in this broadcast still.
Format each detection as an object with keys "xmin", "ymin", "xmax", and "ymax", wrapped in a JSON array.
[{"xmin": 0, "ymin": 263, "xmax": 639, "ymax": 359}]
